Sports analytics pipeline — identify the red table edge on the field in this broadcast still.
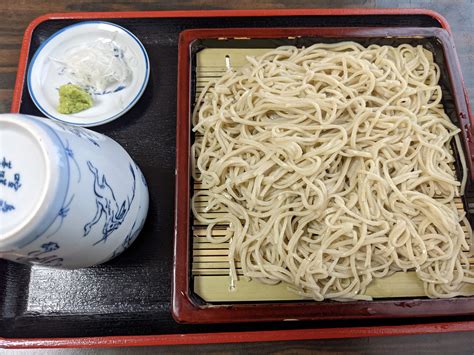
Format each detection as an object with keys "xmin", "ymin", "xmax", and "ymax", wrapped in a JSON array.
[
  {"xmin": 4, "ymin": 7, "xmax": 472, "ymax": 349},
  {"xmin": 1, "ymin": 321, "xmax": 474, "ymax": 349}
]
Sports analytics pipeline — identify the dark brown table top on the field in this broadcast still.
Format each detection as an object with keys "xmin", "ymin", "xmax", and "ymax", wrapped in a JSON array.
[{"xmin": 1, "ymin": 0, "xmax": 474, "ymax": 353}]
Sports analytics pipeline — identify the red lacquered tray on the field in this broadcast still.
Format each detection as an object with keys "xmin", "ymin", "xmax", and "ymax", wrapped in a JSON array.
[
  {"xmin": 174, "ymin": 26, "xmax": 474, "ymax": 324},
  {"xmin": 2, "ymin": 8, "xmax": 474, "ymax": 349}
]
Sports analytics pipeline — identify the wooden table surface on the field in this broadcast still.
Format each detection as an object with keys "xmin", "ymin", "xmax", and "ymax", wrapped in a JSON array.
[{"xmin": 1, "ymin": 0, "xmax": 474, "ymax": 353}]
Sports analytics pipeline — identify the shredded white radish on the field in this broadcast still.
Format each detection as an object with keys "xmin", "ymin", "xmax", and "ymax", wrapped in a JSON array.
[{"xmin": 51, "ymin": 36, "xmax": 132, "ymax": 94}]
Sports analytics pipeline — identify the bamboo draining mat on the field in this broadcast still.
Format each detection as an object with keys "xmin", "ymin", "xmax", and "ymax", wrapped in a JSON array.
[{"xmin": 192, "ymin": 47, "xmax": 474, "ymax": 303}]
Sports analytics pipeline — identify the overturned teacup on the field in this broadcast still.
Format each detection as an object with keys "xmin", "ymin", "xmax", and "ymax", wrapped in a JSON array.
[{"xmin": 0, "ymin": 114, "xmax": 149, "ymax": 268}]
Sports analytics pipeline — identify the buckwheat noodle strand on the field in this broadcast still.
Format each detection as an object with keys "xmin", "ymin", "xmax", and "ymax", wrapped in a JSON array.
[{"xmin": 191, "ymin": 42, "xmax": 473, "ymax": 300}]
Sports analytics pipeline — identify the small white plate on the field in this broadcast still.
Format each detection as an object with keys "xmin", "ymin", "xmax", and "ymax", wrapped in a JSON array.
[{"xmin": 27, "ymin": 21, "xmax": 150, "ymax": 127}]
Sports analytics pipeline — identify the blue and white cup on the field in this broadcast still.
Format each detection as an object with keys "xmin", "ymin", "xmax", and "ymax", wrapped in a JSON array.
[{"xmin": 0, "ymin": 114, "xmax": 149, "ymax": 268}]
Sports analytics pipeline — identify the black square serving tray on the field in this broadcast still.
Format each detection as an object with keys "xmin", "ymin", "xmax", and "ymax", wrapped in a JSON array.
[{"xmin": 3, "ymin": 9, "xmax": 472, "ymax": 341}]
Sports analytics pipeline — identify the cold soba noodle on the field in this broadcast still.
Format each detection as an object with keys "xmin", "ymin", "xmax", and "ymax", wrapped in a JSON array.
[{"xmin": 191, "ymin": 42, "xmax": 474, "ymax": 300}]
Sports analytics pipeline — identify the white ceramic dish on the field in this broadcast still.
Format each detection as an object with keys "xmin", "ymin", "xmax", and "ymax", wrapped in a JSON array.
[{"xmin": 27, "ymin": 21, "xmax": 150, "ymax": 127}]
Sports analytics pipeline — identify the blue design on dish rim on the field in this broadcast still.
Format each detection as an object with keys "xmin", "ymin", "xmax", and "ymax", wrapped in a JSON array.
[
  {"xmin": 0, "ymin": 116, "xmax": 71, "ymax": 251},
  {"xmin": 26, "ymin": 21, "xmax": 150, "ymax": 127}
]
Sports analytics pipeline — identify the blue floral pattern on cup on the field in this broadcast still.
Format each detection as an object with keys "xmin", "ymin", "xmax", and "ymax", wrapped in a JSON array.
[
  {"xmin": 55, "ymin": 121, "xmax": 101, "ymax": 147},
  {"xmin": 0, "ymin": 114, "xmax": 149, "ymax": 268},
  {"xmin": 44, "ymin": 195, "xmax": 74, "ymax": 239},
  {"xmin": 16, "ymin": 241, "xmax": 64, "ymax": 267}
]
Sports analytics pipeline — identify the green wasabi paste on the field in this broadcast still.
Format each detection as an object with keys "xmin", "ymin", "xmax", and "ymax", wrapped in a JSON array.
[{"xmin": 57, "ymin": 84, "xmax": 93, "ymax": 114}]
